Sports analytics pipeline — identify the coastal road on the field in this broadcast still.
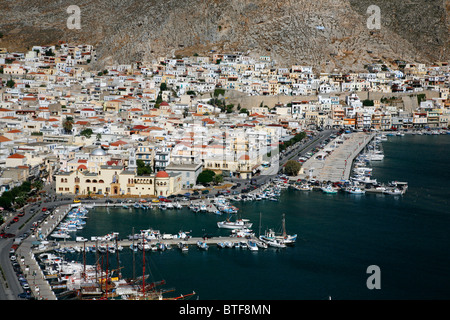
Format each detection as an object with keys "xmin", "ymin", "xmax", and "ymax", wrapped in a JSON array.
[
  {"xmin": 253, "ymin": 129, "xmax": 335, "ymax": 183},
  {"xmin": 0, "ymin": 197, "xmax": 72, "ymax": 300}
]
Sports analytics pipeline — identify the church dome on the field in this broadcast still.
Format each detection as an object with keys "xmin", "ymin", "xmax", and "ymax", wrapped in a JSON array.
[
  {"xmin": 91, "ymin": 148, "xmax": 106, "ymax": 156},
  {"xmin": 155, "ymin": 170, "xmax": 169, "ymax": 178}
]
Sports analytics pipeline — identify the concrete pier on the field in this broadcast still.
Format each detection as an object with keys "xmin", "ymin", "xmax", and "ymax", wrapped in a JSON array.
[
  {"xmin": 36, "ymin": 235, "xmax": 257, "ymax": 253},
  {"xmin": 295, "ymin": 132, "xmax": 375, "ymax": 182},
  {"xmin": 15, "ymin": 204, "xmax": 73, "ymax": 300}
]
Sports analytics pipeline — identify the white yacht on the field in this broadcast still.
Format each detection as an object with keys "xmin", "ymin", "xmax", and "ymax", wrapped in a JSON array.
[{"xmin": 217, "ymin": 219, "xmax": 252, "ymax": 230}]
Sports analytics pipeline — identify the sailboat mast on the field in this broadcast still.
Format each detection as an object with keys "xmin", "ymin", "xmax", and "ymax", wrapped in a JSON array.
[
  {"xmin": 142, "ymin": 233, "xmax": 146, "ymax": 300},
  {"xmin": 95, "ymin": 239, "xmax": 99, "ymax": 284},
  {"xmin": 132, "ymin": 227, "xmax": 136, "ymax": 280},
  {"xmin": 115, "ymin": 237, "xmax": 121, "ymax": 279},
  {"xmin": 259, "ymin": 212, "xmax": 262, "ymax": 237},
  {"xmin": 83, "ymin": 241, "xmax": 86, "ymax": 281},
  {"xmin": 106, "ymin": 244, "xmax": 109, "ymax": 299}
]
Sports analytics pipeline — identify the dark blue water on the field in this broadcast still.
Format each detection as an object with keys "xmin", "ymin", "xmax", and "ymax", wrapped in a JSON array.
[{"xmin": 71, "ymin": 135, "xmax": 450, "ymax": 300}]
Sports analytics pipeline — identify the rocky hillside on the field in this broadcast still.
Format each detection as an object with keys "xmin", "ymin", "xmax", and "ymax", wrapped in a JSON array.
[{"xmin": 0, "ymin": 0, "xmax": 447, "ymax": 72}]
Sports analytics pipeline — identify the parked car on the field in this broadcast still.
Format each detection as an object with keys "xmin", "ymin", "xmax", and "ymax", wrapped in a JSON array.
[
  {"xmin": 21, "ymin": 282, "xmax": 30, "ymax": 290},
  {"xmin": 18, "ymin": 292, "xmax": 33, "ymax": 300},
  {"xmin": 2, "ymin": 233, "xmax": 15, "ymax": 238}
]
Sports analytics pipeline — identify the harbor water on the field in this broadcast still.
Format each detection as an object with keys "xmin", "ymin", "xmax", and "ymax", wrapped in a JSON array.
[{"xmin": 69, "ymin": 135, "xmax": 450, "ymax": 300}]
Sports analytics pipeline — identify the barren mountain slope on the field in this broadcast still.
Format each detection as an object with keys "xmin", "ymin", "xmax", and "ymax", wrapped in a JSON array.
[{"xmin": 0, "ymin": 0, "xmax": 447, "ymax": 72}]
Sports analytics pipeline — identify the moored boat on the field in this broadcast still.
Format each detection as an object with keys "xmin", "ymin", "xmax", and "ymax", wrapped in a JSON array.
[
  {"xmin": 247, "ymin": 240, "xmax": 259, "ymax": 251},
  {"xmin": 321, "ymin": 185, "xmax": 338, "ymax": 194},
  {"xmin": 217, "ymin": 218, "xmax": 252, "ymax": 230},
  {"xmin": 196, "ymin": 241, "xmax": 208, "ymax": 250}
]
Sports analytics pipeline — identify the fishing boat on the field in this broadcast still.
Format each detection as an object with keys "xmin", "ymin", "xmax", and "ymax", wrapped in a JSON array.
[
  {"xmin": 259, "ymin": 214, "xmax": 297, "ymax": 246},
  {"xmin": 196, "ymin": 241, "xmax": 208, "ymax": 250},
  {"xmin": 247, "ymin": 240, "xmax": 259, "ymax": 251},
  {"xmin": 353, "ymin": 167, "xmax": 373, "ymax": 176},
  {"xmin": 174, "ymin": 202, "xmax": 183, "ymax": 209},
  {"xmin": 189, "ymin": 205, "xmax": 200, "ymax": 213},
  {"xmin": 166, "ymin": 203, "xmax": 174, "ymax": 209},
  {"xmin": 347, "ymin": 187, "xmax": 366, "ymax": 194},
  {"xmin": 259, "ymin": 236, "xmax": 287, "ymax": 248},
  {"xmin": 177, "ymin": 242, "xmax": 189, "ymax": 252},
  {"xmin": 363, "ymin": 152, "xmax": 384, "ymax": 161},
  {"xmin": 224, "ymin": 241, "xmax": 234, "ymax": 248},
  {"xmin": 384, "ymin": 188, "xmax": 403, "ymax": 195},
  {"xmin": 50, "ymin": 231, "xmax": 71, "ymax": 239},
  {"xmin": 351, "ymin": 175, "xmax": 377, "ymax": 184},
  {"xmin": 321, "ymin": 185, "xmax": 338, "ymax": 194},
  {"xmin": 255, "ymin": 241, "xmax": 268, "ymax": 249},
  {"xmin": 298, "ymin": 183, "xmax": 313, "ymax": 191},
  {"xmin": 217, "ymin": 242, "xmax": 226, "ymax": 249},
  {"xmin": 137, "ymin": 241, "xmax": 151, "ymax": 251},
  {"xmin": 217, "ymin": 218, "xmax": 253, "ymax": 230}
]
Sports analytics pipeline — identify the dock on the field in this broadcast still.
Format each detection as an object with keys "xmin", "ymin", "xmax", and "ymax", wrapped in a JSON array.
[
  {"xmin": 297, "ymin": 132, "xmax": 375, "ymax": 182},
  {"xmin": 36, "ymin": 235, "xmax": 256, "ymax": 253},
  {"xmin": 15, "ymin": 204, "xmax": 77, "ymax": 300}
]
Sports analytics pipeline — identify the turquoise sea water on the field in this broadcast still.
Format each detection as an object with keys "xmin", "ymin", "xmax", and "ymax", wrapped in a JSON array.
[{"xmin": 71, "ymin": 135, "xmax": 450, "ymax": 300}]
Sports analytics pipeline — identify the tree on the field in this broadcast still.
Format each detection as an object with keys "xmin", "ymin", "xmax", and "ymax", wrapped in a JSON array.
[
  {"xmin": 137, "ymin": 160, "xmax": 152, "ymax": 176},
  {"xmin": 183, "ymin": 107, "xmax": 189, "ymax": 118},
  {"xmin": 284, "ymin": 160, "xmax": 301, "ymax": 176},
  {"xmin": 6, "ymin": 79, "xmax": 15, "ymax": 88},
  {"xmin": 214, "ymin": 88, "xmax": 225, "ymax": 97},
  {"xmin": 80, "ymin": 128, "xmax": 93, "ymax": 138},
  {"xmin": 196, "ymin": 169, "xmax": 216, "ymax": 185},
  {"xmin": 45, "ymin": 49, "xmax": 55, "ymax": 56},
  {"xmin": 63, "ymin": 118, "xmax": 74, "ymax": 134},
  {"xmin": 213, "ymin": 174, "xmax": 224, "ymax": 185}
]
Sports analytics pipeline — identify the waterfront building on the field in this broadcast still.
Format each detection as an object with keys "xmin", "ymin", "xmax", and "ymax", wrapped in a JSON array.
[{"xmin": 55, "ymin": 166, "xmax": 182, "ymax": 197}]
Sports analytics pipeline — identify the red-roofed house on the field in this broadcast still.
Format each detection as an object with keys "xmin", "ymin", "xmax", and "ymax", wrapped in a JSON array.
[
  {"xmin": 6, "ymin": 153, "xmax": 27, "ymax": 167},
  {"xmin": 80, "ymin": 108, "xmax": 96, "ymax": 118}
]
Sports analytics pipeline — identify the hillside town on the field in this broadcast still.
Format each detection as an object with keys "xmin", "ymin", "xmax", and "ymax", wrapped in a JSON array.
[{"xmin": 0, "ymin": 43, "xmax": 449, "ymax": 198}]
